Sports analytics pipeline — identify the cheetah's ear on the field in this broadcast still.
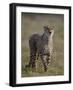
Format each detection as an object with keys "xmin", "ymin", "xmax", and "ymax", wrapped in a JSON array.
[
  {"xmin": 44, "ymin": 26, "xmax": 47, "ymax": 29},
  {"xmin": 44, "ymin": 26, "xmax": 47, "ymax": 32},
  {"xmin": 44, "ymin": 26, "xmax": 49, "ymax": 29}
]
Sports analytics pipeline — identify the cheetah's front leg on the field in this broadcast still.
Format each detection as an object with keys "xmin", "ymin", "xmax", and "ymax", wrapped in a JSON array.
[{"xmin": 40, "ymin": 55, "xmax": 48, "ymax": 72}]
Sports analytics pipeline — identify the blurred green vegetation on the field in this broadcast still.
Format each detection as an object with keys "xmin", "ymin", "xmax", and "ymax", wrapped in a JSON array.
[{"xmin": 21, "ymin": 13, "xmax": 64, "ymax": 77}]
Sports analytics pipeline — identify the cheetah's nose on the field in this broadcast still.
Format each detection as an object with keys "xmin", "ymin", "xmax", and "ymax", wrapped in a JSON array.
[{"xmin": 49, "ymin": 32, "xmax": 51, "ymax": 34}]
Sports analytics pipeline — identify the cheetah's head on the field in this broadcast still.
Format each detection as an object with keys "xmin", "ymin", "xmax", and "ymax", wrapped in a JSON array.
[{"xmin": 44, "ymin": 25, "xmax": 54, "ymax": 37}]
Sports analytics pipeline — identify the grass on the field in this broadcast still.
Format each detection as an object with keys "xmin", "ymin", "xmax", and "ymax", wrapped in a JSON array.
[{"xmin": 21, "ymin": 13, "xmax": 64, "ymax": 77}]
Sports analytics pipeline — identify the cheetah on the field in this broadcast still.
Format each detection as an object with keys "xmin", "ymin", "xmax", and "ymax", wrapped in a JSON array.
[{"xmin": 26, "ymin": 25, "xmax": 54, "ymax": 71}]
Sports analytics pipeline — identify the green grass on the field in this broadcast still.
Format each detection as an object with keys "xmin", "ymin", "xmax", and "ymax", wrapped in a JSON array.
[{"xmin": 21, "ymin": 13, "xmax": 64, "ymax": 77}]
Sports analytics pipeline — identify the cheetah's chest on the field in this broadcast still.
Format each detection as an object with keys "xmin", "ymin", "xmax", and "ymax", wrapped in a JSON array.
[{"xmin": 44, "ymin": 40, "xmax": 53, "ymax": 53}]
